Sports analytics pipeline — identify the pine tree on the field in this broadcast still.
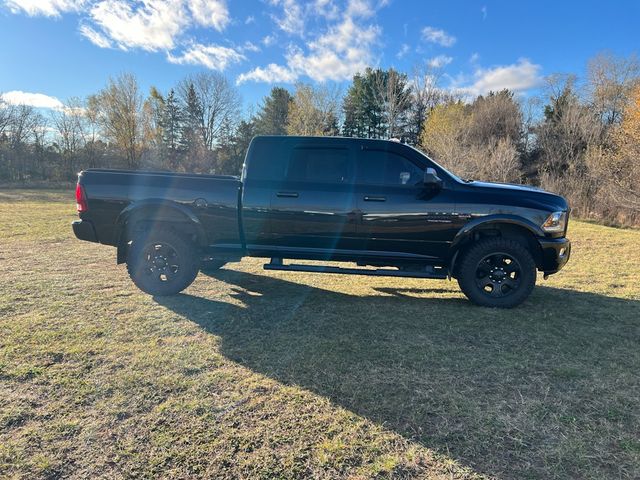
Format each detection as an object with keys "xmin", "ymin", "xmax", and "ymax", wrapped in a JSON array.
[
  {"xmin": 161, "ymin": 89, "xmax": 183, "ymax": 154},
  {"xmin": 179, "ymin": 83, "xmax": 207, "ymax": 171},
  {"xmin": 255, "ymin": 87, "xmax": 291, "ymax": 135}
]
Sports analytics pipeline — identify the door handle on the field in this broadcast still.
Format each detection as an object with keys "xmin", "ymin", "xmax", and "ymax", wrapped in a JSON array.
[
  {"xmin": 363, "ymin": 195, "xmax": 386, "ymax": 202},
  {"xmin": 276, "ymin": 191, "xmax": 299, "ymax": 198}
]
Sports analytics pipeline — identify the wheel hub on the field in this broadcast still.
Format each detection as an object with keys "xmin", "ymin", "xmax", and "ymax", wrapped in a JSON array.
[
  {"xmin": 143, "ymin": 242, "xmax": 180, "ymax": 281},
  {"xmin": 153, "ymin": 255, "xmax": 167, "ymax": 269},
  {"xmin": 475, "ymin": 252, "xmax": 522, "ymax": 298},
  {"xmin": 490, "ymin": 268, "xmax": 506, "ymax": 281}
]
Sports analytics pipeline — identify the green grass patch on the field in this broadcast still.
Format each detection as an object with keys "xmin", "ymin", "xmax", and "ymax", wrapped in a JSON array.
[{"xmin": 1, "ymin": 188, "xmax": 639, "ymax": 478}]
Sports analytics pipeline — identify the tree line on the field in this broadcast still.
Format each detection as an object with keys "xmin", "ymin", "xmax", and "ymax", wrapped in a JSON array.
[{"xmin": 1, "ymin": 51, "xmax": 639, "ymax": 225}]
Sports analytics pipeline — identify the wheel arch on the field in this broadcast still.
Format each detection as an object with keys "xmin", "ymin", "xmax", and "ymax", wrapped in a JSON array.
[
  {"xmin": 115, "ymin": 199, "xmax": 206, "ymax": 264},
  {"xmin": 449, "ymin": 216, "xmax": 544, "ymax": 274}
]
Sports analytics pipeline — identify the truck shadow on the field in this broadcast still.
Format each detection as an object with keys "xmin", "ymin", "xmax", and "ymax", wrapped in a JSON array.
[{"xmin": 156, "ymin": 269, "xmax": 640, "ymax": 478}]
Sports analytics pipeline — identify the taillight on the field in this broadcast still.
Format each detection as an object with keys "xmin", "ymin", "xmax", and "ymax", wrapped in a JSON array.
[{"xmin": 76, "ymin": 183, "xmax": 88, "ymax": 213}]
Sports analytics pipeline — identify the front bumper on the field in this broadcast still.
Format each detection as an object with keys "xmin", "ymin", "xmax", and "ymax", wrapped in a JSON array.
[
  {"xmin": 538, "ymin": 237, "xmax": 571, "ymax": 275},
  {"xmin": 72, "ymin": 220, "xmax": 98, "ymax": 243}
]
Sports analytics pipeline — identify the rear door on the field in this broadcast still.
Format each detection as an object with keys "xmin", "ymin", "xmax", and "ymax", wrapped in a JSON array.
[
  {"xmin": 354, "ymin": 146, "xmax": 457, "ymax": 260},
  {"xmin": 267, "ymin": 143, "xmax": 358, "ymax": 254}
]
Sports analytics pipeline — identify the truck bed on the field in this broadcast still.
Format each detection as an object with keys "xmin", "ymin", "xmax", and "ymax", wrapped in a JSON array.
[{"xmin": 78, "ymin": 168, "xmax": 242, "ymax": 247}]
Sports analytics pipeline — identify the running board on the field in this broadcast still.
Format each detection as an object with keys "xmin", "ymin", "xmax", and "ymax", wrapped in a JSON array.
[{"xmin": 264, "ymin": 259, "xmax": 448, "ymax": 279}]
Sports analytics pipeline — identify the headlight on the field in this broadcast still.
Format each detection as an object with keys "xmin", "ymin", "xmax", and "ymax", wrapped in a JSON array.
[{"xmin": 542, "ymin": 211, "xmax": 567, "ymax": 233}]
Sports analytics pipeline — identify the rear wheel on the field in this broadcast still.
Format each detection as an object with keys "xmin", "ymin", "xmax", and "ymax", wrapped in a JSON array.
[
  {"xmin": 457, "ymin": 238, "xmax": 536, "ymax": 308},
  {"xmin": 127, "ymin": 229, "xmax": 199, "ymax": 296}
]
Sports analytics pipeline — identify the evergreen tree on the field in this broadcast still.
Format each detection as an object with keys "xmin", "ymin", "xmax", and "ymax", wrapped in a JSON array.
[
  {"xmin": 180, "ymin": 84, "xmax": 203, "ymax": 149},
  {"xmin": 215, "ymin": 118, "xmax": 256, "ymax": 175},
  {"xmin": 160, "ymin": 89, "xmax": 183, "ymax": 153},
  {"xmin": 255, "ymin": 87, "xmax": 291, "ymax": 135},
  {"xmin": 341, "ymin": 69, "xmax": 388, "ymax": 138},
  {"xmin": 180, "ymin": 83, "xmax": 208, "ymax": 171},
  {"xmin": 156, "ymin": 89, "xmax": 183, "ymax": 169}
]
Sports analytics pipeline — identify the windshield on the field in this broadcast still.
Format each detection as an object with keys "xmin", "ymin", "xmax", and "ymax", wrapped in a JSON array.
[{"xmin": 405, "ymin": 143, "xmax": 467, "ymax": 183}]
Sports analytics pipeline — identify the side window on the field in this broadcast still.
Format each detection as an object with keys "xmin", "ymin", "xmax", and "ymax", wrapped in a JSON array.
[
  {"xmin": 246, "ymin": 139, "xmax": 287, "ymax": 181},
  {"xmin": 356, "ymin": 150, "xmax": 423, "ymax": 186},
  {"xmin": 286, "ymin": 148, "xmax": 350, "ymax": 184}
]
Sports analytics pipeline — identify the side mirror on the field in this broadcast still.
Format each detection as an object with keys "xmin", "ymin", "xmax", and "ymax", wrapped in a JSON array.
[{"xmin": 423, "ymin": 167, "xmax": 443, "ymax": 188}]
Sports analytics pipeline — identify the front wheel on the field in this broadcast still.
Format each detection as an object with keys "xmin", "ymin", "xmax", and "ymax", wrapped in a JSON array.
[
  {"xmin": 457, "ymin": 238, "xmax": 536, "ymax": 308},
  {"xmin": 127, "ymin": 229, "xmax": 200, "ymax": 296}
]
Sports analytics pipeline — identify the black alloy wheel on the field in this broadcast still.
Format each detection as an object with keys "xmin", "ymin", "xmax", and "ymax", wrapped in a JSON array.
[
  {"xmin": 127, "ymin": 229, "xmax": 200, "ymax": 296},
  {"xmin": 474, "ymin": 252, "xmax": 522, "ymax": 298},
  {"xmin": 457, "ymin": 237, "xmax": 536, "ymax": 308}
]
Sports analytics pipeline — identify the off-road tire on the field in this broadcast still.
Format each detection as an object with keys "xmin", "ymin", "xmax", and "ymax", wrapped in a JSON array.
[
  {"xmin": 127, "ymin": 228, "xmax": 199, "ymax": 296},
  {"xmin": 457, "ymin": 237, "xmax": 536, "ymax": 308}
]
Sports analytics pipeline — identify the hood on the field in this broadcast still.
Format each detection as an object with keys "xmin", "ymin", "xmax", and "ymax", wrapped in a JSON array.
[
  {"xmin": 467, "ymin": 180, "xmax": 547, "ymax": 193},
  {"xmin": 463, "ymin": 180, "xmax": 569, "ymax": 211}
]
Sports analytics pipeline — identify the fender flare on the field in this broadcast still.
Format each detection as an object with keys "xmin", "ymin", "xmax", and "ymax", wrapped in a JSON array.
[
  {"xmin": 115, "ymin": 199, "xmax": 206, "ymax": 263},
  {"xmin": 448, "ymin": 214, "xmax": 544, "ymax": 270}
]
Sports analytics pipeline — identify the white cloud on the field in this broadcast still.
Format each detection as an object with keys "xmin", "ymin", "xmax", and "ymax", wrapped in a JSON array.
[
  {"xmin": 1, "ymin": 90, "xmax": 63, "ymax": 110},
  {"xmin": 4, "ymin": 0, "xmax": 245, "ymax": 72},
  {"xmin": 422, "ymin": 26, "xmax": 456, "ymax": 47},
  {"xmin": 5, "ymin": 0, "xmax": 233, "ymax": 53},
  {"xmin": 187, "ymin": 0, "xmax": 229, "ymax": 31},
  {"xmin": 292, "ymin": 17, "xmax": 380, "ymax": 81},
  {"xmin": 314, "ymin": 0, "xmax": 339, "ymax": 19},
  {"xmin": 236, "ymin": 63, "xmax": 298, "ymax": 84},
  {"xmin": 3, "ymin": 0, "xmax": 87, "ymax": 17},
  {"xmin": 79, "ymin": 23, "xmax": 113, "ymax": 48},
  {"xmin": 269, "ymin": 0, "xmax": 305, "ymax": 35},
  {"xmin": 453, "ymin": 58, "xmax": 543, "ymax": 96},
  {"xmin": 427, "ymin": 54, "xmax": 453, "ymax": 68},
  {"xmin": 88, "ymin": 0, "xmax": 188, "ymax": 51},
  {"xmin": 167, "ymin": 42, "xmax": 245, "ymax": 71},
  {"xmin": 239, "ymin": 2, "xmax": 383, "ymax": 84},
  {"xmin": 262, "ymin": 35, "xmax": 277, "ymax": 47},
  {"xmin": 241, "ymin": 41, "xmax": 260, "ymax": 53},
  {"xmin": 346, "ymin": 0, "xmax": 375, "ymax": 18},
  {"xmin": 396, "ymin": 43, "xmax": 410, "ymax": 59}
]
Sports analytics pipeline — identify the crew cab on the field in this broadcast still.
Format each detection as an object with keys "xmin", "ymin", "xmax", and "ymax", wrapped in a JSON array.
[{"xmin": 72, "ymin": 136, "xmax": 571, "ymax": 308}]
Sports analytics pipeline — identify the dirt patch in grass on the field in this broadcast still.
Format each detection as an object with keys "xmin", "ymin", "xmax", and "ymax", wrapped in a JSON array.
[{"xmin": 1, "ymin": 190, "xmax": 639, "ymax": 478}]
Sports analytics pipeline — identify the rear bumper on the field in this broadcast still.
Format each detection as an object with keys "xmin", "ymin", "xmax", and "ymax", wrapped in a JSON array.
[
  {"xmin": 72, "ymin": 220, "xmax": 98, "ymax": 243},
  {"xmin": 537, "ymin": 237, "xmax": 571, "ymax": 275}
]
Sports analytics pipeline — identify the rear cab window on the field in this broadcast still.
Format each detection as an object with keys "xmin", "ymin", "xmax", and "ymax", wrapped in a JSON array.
[{"xmin": 286, "ymin": 147, "xmax": 351, "ymax": 184}]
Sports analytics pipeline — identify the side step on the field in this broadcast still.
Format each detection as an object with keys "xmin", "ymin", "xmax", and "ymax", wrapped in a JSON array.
[{"xmin": 264, "ymin": 258, "xmax": 448, "ymax": 279}]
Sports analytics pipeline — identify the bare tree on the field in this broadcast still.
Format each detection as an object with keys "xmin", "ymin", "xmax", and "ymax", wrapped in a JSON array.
[
  {"xmin": 287, "ymin": 83, "xmax": 342, "ymax": 136},
  {"xmin": 178, "ymin": 72, "xmax": 241, "ymax": 151},
  {"xmin": 588, "ymin": 51, "xmax": 640, "ymax": 125},
  {"xmin": 1, "ymin": 104, "xmax": 44, "ymax": 180},
  {"xmin": 536, "ymin": 80, "xmax": 604, "ymax": 177},
  {"xmin": 0, "ymin": 95, "xmax": 16, "ymax": 140},
  {"xmin": 408, "ymin": 64, "xmax": 446, "ymax": 144},
  {"xmin": 520, "ymin": 95, "xmax": 542, "ymax": 157},
  {"xmin": 467, "ymin": 90, "xmax": 523, "ymax": 147},
  {"xmin": 7, "ymin": 104, "xmax": 40, "ymax": 148},
  {"xmin": 51, "ymin": 97, "xmax": 87, "ymax": 177},
  {"xmin": 90, "ymin": 73, "xmax": 144, "ymax": 168},
  {"xmin": 372, "ymin": 68, "xmax": 412, "ymax": 139},
  {"xmin": 476, "ymin": 138, "xmax": 521, "ymax": 183}
]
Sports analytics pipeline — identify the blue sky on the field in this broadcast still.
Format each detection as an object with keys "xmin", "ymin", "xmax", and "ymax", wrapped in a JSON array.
[{"xmin": 0, "ymin": 0, "xmax": 638, "ymax": 113}]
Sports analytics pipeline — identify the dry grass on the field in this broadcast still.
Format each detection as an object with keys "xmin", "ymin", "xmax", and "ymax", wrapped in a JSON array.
[{"xmin": 1, "ymin": 188, "xmax": 639, "ymax": 479}]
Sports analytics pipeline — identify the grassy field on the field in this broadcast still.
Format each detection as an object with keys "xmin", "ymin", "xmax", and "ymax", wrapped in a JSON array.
[{"xmin": 1, "ymin": 189, "xmax": 639, "ymax": 479}]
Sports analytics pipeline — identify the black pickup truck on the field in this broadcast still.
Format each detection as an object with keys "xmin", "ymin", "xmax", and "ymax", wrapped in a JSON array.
[{"xmin": 73, "ymin": 136, "xmax": 571, "ymax": 308}]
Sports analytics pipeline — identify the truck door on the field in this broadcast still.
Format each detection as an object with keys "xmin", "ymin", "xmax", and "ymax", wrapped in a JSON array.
[
  {"xmin": 267, "ymin": 145, "xmax": 358, "ymax": 254},
  {"xmin": 354, "ymin": 147, "xmax": 457, "ymax": 261}
]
